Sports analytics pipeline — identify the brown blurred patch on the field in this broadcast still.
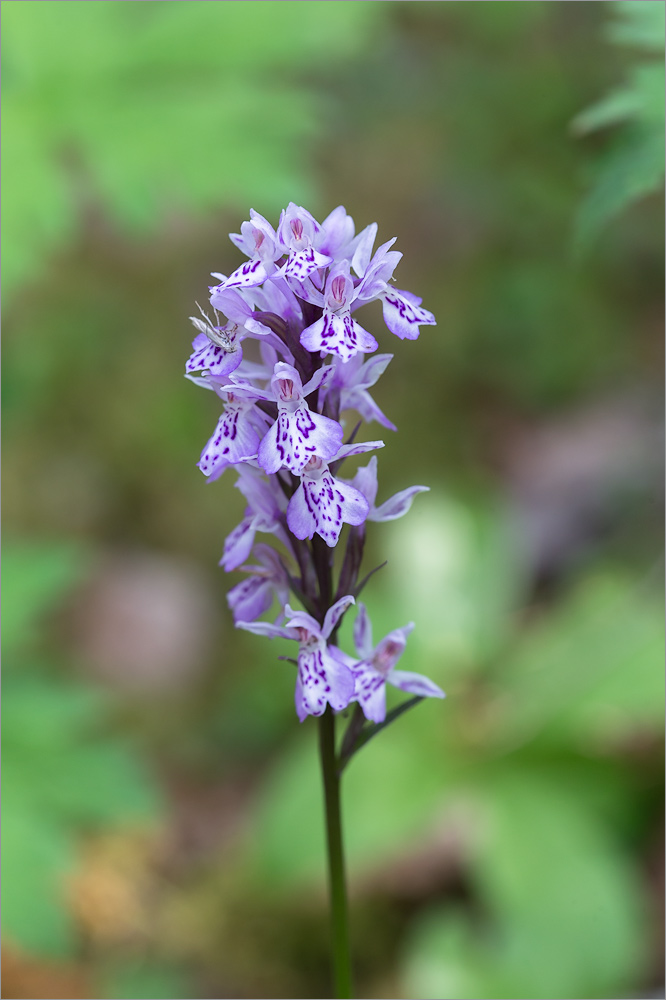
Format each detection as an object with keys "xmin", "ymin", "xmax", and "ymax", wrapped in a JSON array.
[{"xmin": 1, "ymin": 945, "xmax": 90, "ymax": 1000}]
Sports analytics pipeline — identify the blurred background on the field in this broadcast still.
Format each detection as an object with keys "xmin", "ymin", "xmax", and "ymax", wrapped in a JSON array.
[{"xmin": 2, "ymin": 3, "xmax": 664, "ymax": 998}]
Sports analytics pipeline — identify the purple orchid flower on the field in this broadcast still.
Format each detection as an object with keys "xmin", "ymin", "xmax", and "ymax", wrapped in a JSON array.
[
  {"xmin": 216, "ymin": 210, "xmax": 283, "ymax": 291},
  {"xmin": 238, "ymin": 595, "xmax": 356, "ymax": 721},
  {"xmin": 227, "ymin": 543, "xmax": 290, "ymax": 625},
  {"xmin": 287, "ymin": 440, "xmax": 384, "ymax": 547},
  {"xmin": 351, "ymin": 456, "xmax": 429, "ymax": 522},
  {"xmin": 197, "ymin": 391, "xmax": 267, "ymax": 481},
  {"xmin": 222, "ymin": 362, "xmax": 343, "ymax": 476},
  {"xmin": 277, "ymin": 203, "xmax": 333, "ymax": 282},
  {"xmin": 300, "ymin": 261, "xmax": 378, "ymax": 362},
  {"xmin": 354, "ymin": 236, "xmax": 437, "ymax": 341},
  {"xmin": 344, "ymin": 603, "xmax": 445, "ymax": 723}
]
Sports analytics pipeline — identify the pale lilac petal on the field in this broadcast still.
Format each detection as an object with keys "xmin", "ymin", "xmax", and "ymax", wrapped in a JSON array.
[
  {"xmin": 319, "ymin": 206, "xmax": 356, "ymax": 258},
  {"xmin": 301, "ymin": 364, "xmax": 335, "ymax": 398},
  {"xmin": 345, "ymin": 388, "xmax": 397, "ymax": 432},
  {"xmin": 256, "ymin": 419, "xmax": 283, "ymax": 476},
  {"xmin": 284, "ymin": 247, "xmax": 332, "ymax": 282},
  {"xmin": 334, "ymin": 440, "xmax": 385, "ymax": 462},
  {"xmin": 237, "ymin": 619, "xmax": 299, "ymax": 641},
  {"xmin": 381, "ymin": 288, "xmax": 436, "ymax": 341},
  {"xmin": 294, "ymin": 672, "xmax": 309, "ymax": 723},
  {"xmin": 227, "ymin": 576, "xmax": 274, "ymax": 623},
  {"xmin": 217, "ymin": 377, "xmax": 273, "ymax": 402},
  {"xmin": 350, "ymin": 222, "xmax": 378, "ymax": 276},
  {"xmin": 388, "ymin": 669, "xmax": 445, "ymax": 700},
  {"xmin": 223, "ymin": 258, "xmax": 269, "ymax": 290},
  {"xmin": 322, "ymin": 595, "xmax": 355, "ymax": 639},
  {"xmin": 219, "ymin": 516, "xmax": 258, "ymax": 571},
  {"xmin": 370, "ymin": 485, "xmax": 430, "ymax": 522},
  {"xmin": 327, "ymin": 645, "xmax": 357, "ymax": 671},
  {"xmin": 353, "ymin": 664, "xmax": 387, "ymax": 723},
  {"xmin": 286, "ymin": 482, "xmax": 316, "ymax": 541},
  {"xmin": 354, "ymin": 353, "xmax": 393, "ymax": 390},
  {"xmin": 198, "ymin": 408, "xmax": 261, "ymax": 479},
  {"xmin": 323, "ymin": 647, "xmax": 355, "ymax": 711},
  {"xmin": 351, "ymin": 458, "xmax": 379, "ymax": 509},
  {"xmin": 283, "ymin": 604, "xmax": 323, "ymax": 637},
  {"xmin": 353, "ymin": 602, "xmax": 374, "ymax": 659},
  {"xmin": 372, "ymin": 624, "xmax": 414, "ymax": 672}
]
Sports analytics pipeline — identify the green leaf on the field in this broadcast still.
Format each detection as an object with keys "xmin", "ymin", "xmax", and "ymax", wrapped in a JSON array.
[
  {"xmin": 2, "ymin": 540, "xmax": 89, "ymax": 655},
  {"xmin": 493, "ymin": 572, "xmax": 665, "ymax": 748},
  {"xmin": 98, "ymin": 961, "xmax": 191, "ymax": 1000},
  {"xmin": 473, "ymin": 770, "xmax": 647, "ymax": 998},
  {"xmin": 402, "ymin": 770, "xmax": 648, "ymax": 999},
  {"xmin": 3, "ymin": 670, "xmax": 163, "ymax": 956},
  {"xmin": 573, "ymin": 3, "xmax": 665, "ymax": 247},
  {"xmin": 575, "ymin": 123, "xmax": 664, "ymax": 251},
  {"xmin": 607, "ymin": 1, "xmax": 666, "ymax": 53},
  {"xmin": 1, "ymin": 795, "xmax": 77, "ymax": 956}
]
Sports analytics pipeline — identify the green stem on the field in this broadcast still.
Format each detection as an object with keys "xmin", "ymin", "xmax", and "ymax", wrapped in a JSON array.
[{"xmin": 318, "ymin": 707, "xmax": 353, "ymax": 999}]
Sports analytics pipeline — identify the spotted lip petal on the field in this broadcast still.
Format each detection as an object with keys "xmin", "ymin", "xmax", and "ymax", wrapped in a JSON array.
[
  {"xmin": 381, "ymin": 287, "xmax": 436, "ymax": 341},
  {"xmin": 221, "ymin": 258, "xmax": 270, "ymax": 291},
  {"xmin": 297, "ymin": 642, "xmax": 355, "ymax": 719},
  {"xmin": 284, "ymin": 247, "xmax": 332, "ymax": 281},
  {"xmin": 300, "ymin": 311, "xmax": 378, "ymax": 363},
  {"xmin": 258, "ymin": 407, "xmax": 343, "ymax": 476},
  {"xmin": 287, "ymin": 471, "xmax": 369, "ymax": 547},
  {"xmin": 198, "ymin": 401, "xmax": 261, "ymax": 480}
]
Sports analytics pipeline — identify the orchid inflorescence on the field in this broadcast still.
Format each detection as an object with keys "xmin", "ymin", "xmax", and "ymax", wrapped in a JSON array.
[{"xmin": 186, "ymin": 204, "xmax": 444, "ymax": 726}]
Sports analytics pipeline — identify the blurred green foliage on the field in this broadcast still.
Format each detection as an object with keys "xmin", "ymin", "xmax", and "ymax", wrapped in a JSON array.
[
  {"xmin": 2, "ymin": 542, "xmax": 162, "ymax": 956},
  {"xmin": 1, "ymin": 0, "xmax": 382, "ymax": 299},
  {"xmin": 248, "ymin": 496, "xmax": 662, "ymax": 998},
  {"xmin": 574, "ymin": 1, "xmax": 665, "ymax": 248}
]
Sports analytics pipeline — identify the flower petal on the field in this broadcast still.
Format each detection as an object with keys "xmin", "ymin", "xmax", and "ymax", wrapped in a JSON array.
[
  {"xmin": 284, "ymin": 247, "xmax": 332, "ymax": 282},
  {"xmin": 381, "ymin": 288, "xmax": 436, "ymax": 341},
  {"xmin": 300, "ymin": 312, "xmax": 378, "ymax": 362},
  {"xmin": 219, "ymin": 516, "xmax": 258, "ymax": 571},
  {"xmin": 186, "ymin": 340, "xmax": 243, "ymax": 378},
  {"xmin": 353, "ymin": 602, "xmax": 374, "ymax": 659},
  {"xmin": 353, "ymin": 663, "xmax": 387, "ymax": 723},
  {"xmin": 297, "ymin": 645, "xmax": 354, "ymax": 716},
  {"xmin": 388, "ymin": 669, "xmax": 445, "ymax": 700},
  {"xmin": 290, "ymin": 472, "xmax": 369, "ymax": 547},
  {"xmin": 223, "ymin": 258, "xmax": 269, "ymax": 290},
  {"xmin": 258, "ymin": 408, "xmax": 343, "ymax": 476},
  {"xmin": 198, "ymin": 406, "xmax": 261, "ymax": 480},
  {"xmin": 322, "ymin": 595, "xmax": 355, "ymax": 639},
  {"xmin": 334, "ymin": 440, "xmax": 385, "ymax": 462},
  {"xmin": 286, "ymin": 481, "xmax": 317, "ymax": 541},
  {"xmin": 227, "ymin": 577, "xmax": 275, "ymax": 623},
  {"xmin": 237, "ymin": 619, "xmax": 299, "ymax": 641},
  {"xmin": 370, "ymin": 485, "xmax": 430, "ymax": 522}
]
